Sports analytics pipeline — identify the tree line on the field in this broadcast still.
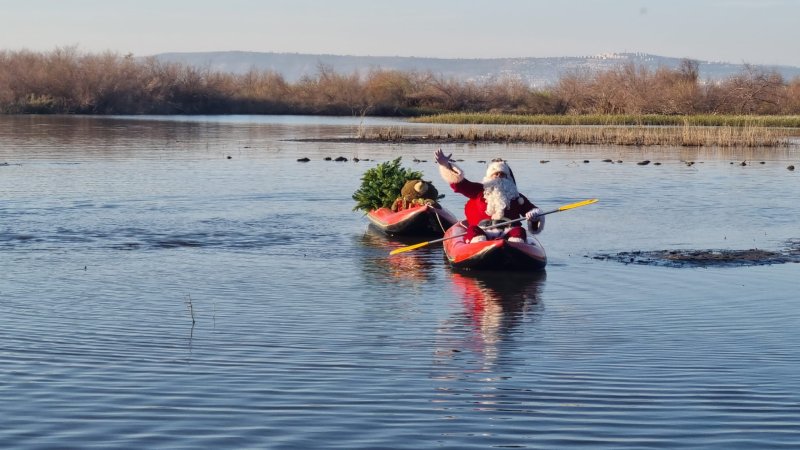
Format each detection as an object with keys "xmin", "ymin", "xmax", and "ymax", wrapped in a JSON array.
[{"xmin": 2, "ymin": 47, "xmax": 799, "ymax": 116}]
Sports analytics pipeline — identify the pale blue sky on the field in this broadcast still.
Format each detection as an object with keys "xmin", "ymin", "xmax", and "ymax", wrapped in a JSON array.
[{"xmin": 1, "ymin": 0, "xmax": 799, "ymax": 66}]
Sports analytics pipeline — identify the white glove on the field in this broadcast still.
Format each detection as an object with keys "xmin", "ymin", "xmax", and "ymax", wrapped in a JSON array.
[
  {"xmin": 434, "ymin": 149, "xmax": 452, "ymax": 168},
  {"xmin": 526, "ymin": 207, "xmax": 545, "ymax": 234},
  {"xmin": 525, "ymin": 208, "xmax": 542, "ymax": 221}
]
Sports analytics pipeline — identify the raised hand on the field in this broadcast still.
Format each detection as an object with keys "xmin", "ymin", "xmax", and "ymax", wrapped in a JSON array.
[{"xmin": 434, "ymin": 149, "xmax": 453, "ymax": 168}]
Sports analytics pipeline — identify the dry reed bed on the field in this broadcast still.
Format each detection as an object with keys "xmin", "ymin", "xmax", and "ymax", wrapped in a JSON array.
[{"xmin": 357, "ymin": 125, "xmax": 792, "ymax": 147}]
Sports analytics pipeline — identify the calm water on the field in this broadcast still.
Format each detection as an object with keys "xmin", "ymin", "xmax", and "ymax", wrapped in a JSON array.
[{"xmin": 2, "ymin": 115, "xmax": 799, "ymax": 449}]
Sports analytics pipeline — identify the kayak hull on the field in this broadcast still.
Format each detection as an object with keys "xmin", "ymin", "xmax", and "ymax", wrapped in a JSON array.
[
  {"xmin": 443, "ymin": 222, "xmax": 547, "ymax": 271},
  {"xmin": 366, "ymin": 204, "xmax": 457, "ymax": 236}
]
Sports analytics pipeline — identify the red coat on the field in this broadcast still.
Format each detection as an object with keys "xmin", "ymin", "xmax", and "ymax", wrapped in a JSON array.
[{"xmin": 450, "ymin": 179, "xmax": 535, "ymax": 227}]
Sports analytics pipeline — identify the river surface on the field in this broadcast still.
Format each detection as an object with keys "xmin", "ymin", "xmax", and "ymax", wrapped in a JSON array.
[{"xmin": 1, "ymin": 115, "xmax": 799, "ymax": 449}]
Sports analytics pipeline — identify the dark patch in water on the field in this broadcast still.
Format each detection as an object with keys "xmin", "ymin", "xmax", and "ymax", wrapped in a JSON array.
[
  {"xmin": 151, "ymin": 239, "xmax": 204, "ymax": 248},
  {"xmin": 593, "ymin": 241, "xmax": 800, "ymax": 267}
]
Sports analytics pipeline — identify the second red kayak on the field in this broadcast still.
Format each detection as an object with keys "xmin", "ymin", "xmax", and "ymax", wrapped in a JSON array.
[{"xmin": 367, "ymin": 204, "xmax": 458, "ymax": 236}]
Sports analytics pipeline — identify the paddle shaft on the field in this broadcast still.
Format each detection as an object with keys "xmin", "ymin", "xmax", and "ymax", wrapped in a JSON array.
[
  {"xmin": 389, "ymin": 198, "xmax": 597, "ymax": 255},
  {"xmin": 422, "ymin": 206, "xmax": 561, "ymax": 245}
]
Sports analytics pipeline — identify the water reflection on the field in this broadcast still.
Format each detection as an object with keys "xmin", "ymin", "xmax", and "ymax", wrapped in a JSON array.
[
  {"xmin": 431, "ymin": 271, "xmax": 546, "ymax": 419},
  {"xmin": 357, "ymin": 226, "xmax": 439, "ymax": 283},
  {"xmin": 434, "ymin": 270, "xmax": 546, "ymax": 374}
]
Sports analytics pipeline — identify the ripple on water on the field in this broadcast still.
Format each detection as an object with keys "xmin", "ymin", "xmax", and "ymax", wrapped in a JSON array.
[{"xmin": 2, "ymin": 116, "xmax": 800, "ymax": 449}]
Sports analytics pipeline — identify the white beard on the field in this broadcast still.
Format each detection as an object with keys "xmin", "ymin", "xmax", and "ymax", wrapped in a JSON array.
[{"xmin": 483, "ymin": 177, "xmax": 519, "ymax": 220}]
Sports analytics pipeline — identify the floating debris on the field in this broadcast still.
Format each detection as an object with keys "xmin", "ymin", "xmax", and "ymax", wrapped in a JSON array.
[
  {"xmin": 583, "ymin": 160, "xmax": 590, "ymax": 163},
  {"xmin": 602, "ymin": 159, "xmax": 613, "ymax": 163},
  {"xmin": 637, "ymin": 160, "xmax": 651, "ymax": 166},
  {"xmin": 297, "ymin": 157, "xmax": 310, "ymax": 162},
  {"xmin": 324, "ymin": 157, "xmax": 332, "ymax": 161},
  {"xmin": 334, "ymin": 156, "xmax": 348, "ymax": 162},
  {"xmin": 593, "ymin": 245, "xmax": 800, "ymax": 268},
  {"xmin": 540, "ymin": 160, "xmax": 550, "ymax": 164}
]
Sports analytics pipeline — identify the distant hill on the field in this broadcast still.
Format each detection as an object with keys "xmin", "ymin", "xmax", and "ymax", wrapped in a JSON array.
[{"xmin": 151, "ymin": 51, "xmax": 800, "ymax": 87}]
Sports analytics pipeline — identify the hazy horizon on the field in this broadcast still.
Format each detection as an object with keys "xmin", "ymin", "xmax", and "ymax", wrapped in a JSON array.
[
  {"xmin": 2, "ymin": 0, "xmax": 799, "ymax": 67},
  {"xmin": 151, "ymin": 50, "xmax": 800, "ymax": 69}
]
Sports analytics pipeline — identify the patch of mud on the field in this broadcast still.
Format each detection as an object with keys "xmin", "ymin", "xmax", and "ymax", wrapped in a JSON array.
[{"xmin": 593, "ymin": 240, "xmax": 800, "ymax": 268}]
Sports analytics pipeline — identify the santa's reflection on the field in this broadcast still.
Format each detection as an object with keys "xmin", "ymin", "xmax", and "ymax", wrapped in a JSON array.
[{"xmin": 434, "ymin": 270, "xmax": 546, "ymax": 374}]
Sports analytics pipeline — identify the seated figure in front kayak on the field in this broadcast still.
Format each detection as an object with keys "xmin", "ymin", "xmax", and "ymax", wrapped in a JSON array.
[{"xmin": 434, "ymin": 149, "xmax": 545, "ymax": 243}]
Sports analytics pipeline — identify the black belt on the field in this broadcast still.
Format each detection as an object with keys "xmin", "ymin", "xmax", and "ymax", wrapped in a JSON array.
[{"xmin": 478, "ymin": 218, "xmax": 513, "ymax": 227}]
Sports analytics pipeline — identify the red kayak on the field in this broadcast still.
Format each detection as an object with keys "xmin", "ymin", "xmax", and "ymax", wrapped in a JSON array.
[
  {"xmin": 367, "ymin": 204, "xmax": 458, "ymax": 236},
  {"xmin": 443, "ymin": 221, "xmax": 547, "ymax": 271}
]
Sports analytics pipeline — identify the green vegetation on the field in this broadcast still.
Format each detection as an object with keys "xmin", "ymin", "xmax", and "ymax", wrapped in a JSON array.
[
  {"xmin": 2, "ymin": 47, "xmax": 800, "ymax": 116},
  {"xmin": 352, "ymin": 158, "xmax": 422, "ymax": 212},
  {"xmin": 413, "ymin": 113, "xmax": 800, "ymax": 128},
  {"xmin": 355, "ymin": 124, "xmax": 790, "ymax": 147}
]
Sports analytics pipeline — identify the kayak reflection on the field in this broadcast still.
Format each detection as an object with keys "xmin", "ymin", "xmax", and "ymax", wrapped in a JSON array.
[
  {"xmin": 434, "ymin": 270, "xmax": 546, "ymax": 373},
  {"xmin": 359, "ymin": 225, "xmax": 438, "ymax": 283},
  {"xmin": 451, "ymin": 271, "xmax": 546, "ymax": 341}
]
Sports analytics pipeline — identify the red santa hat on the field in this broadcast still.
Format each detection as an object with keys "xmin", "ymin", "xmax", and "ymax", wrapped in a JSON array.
[{"xmin": 484, "ymin": 160, "xmax": 516, "ymax": 184}]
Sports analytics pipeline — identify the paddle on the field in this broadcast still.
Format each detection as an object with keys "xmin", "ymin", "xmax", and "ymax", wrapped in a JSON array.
[{"xmin": 389, "ymin": 198, "xmax": 598, "ymax": 255}]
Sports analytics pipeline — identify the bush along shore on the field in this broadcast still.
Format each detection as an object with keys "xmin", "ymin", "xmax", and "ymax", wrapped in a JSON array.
[{"xmin": 3, "ymin": 47, "xmax": 800, "ymax": 116}]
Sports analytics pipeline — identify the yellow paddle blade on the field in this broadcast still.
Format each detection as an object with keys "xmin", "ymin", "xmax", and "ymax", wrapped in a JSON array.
[
  {"xmin": 556, "ymin": 198, "xmax": 598, "ymax": 212},
  {"xmin": 390, "ymin": 241, "xmax": 432, "ymax": 255}
]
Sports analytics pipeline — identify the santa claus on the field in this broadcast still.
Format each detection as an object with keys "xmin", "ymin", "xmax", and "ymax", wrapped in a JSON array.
[{"xmin": 434, "ymin": 149, "xmax": 544, "ymax": 243}]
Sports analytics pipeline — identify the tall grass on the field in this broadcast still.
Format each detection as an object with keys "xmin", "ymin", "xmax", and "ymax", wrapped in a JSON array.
[
  {"xmin": 413, "ymin": 113, "xmax": 800, "ymax": 127},
  {"xmin": 356, "ymin": 124, "xmax": 790, "ymax": 147}
]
